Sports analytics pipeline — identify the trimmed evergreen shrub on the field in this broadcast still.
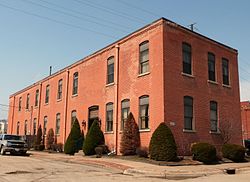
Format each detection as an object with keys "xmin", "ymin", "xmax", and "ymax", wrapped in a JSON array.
[
  {"xmin": 191, "ymin": 142, "xmax": 217, "ymax": 164},
  {"xmin": 64, "ymin": 118, "xmax": 83, "ymax": 155},
  {"xmin": 34, "ymin": 125, "xmax": 45, "ymax": 151},
  {"xmin": 149, "ymin": 122, "xmax": 177, "ymax": 161},
  {"xmin": 120, "ymin": 113, "xmax": 140, "ymax": 155},
  {"xmin": 83, "ymin": 120, "xmax": 105, "ymax": 155},
  {"xmin": 222, "ymin": 144, "xmax": 245, "ymax": 162},
  {"xmin": 46, "ymin": 128, "xmax": 55, "ymax": 150}
]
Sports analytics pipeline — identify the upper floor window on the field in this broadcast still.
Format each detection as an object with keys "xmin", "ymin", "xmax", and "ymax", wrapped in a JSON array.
[
  {"xmin": 56, "ymin": 113, "xmax": 60, "ymax": 135},
  {"xmin": 73, "ymin": 72, "xmax": 78, "ymax": 95},
  {"xmin": 57, "ymin": 79, "xmax": 63, "ymax": 100},
  {"xmin": 121, "ymin": 99, "xmax": 130, "ymax": 130},
  {"xmin": 106, "ymin": 103, "xmax": 113, "ymax": 132},
  {"xmin": 26, "ymin": 93, "xmax": 30, "ymax": 110},
  {"xmin": 208, "ymin": 53, "xmax": 216, "ymax": 81},
  {"xmin": 24, "ymin": 120, "xmax": 28, "ymax": 135},
  {"xmin": 139, "ymin": 41, "xmax": 149, "ymax": 74},
  {"xmin": 17, "ymin": 121, "xmax": 20, "ymax": 135},
  {"xmin": 71, "ymin": 110, "xmax": 77, "ymax": 128},
  {"xmin": 18, "ymin": 97, "xmax": 22, "ymax": 111},
  {"xmin": 184, "ymin": 96, "xmax": 193, "ymax": 130},
  {"xmin": 35, "ymin": 89, "xmax": 39, "ymax": 107},
  {"xmin": 44, "ymin": 116, "xmax": 48, "ymax": 135},
  {"xmin": 182, "ymin": 42, "xmax": 192, "ymax": 75},
  {"xmin": 210, "ymin": 101, "xmax": 218, "ymax": 132},
  {"xmin": 107, "ymin": 56, "xmax": 114, "ymax": 84},
  {"xmin": 45, "ymin": 85, "xmax": 50, "ymax": 104},
  {"xmin": 139, "ymin": 96, "xmax": 149, "ymax": 130},
  {"xmin": 33, "ymin": 118, "xmax": 37, "ymax": 135},
  {"xmin": 222, "ymin": 58, "xmax": 229, "ymax": 85}
]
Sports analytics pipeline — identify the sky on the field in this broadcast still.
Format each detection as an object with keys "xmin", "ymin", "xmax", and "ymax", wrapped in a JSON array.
[{"xmin": 0, "ymin": 0, "xmax": 250, "ymax": 119}]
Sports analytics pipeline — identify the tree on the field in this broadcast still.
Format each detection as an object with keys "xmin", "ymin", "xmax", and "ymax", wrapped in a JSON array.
[
  {"xmin": 149, "ymin": 122, "xmax": 177, "ymax": 161},
  {"xmin": 46, "ymin": 128, "xmax": 55, "ymax": 150},
  {"xmin": 120, "ymin": 113, "xmax": 140, "ymax": 155},
  {"xmin": 64, "ymin": 118, "xmax": 83, "ymax": 155},
  {"xmin": 35, "ymin": 125, "xmax": 43, "ymax": 145},
  {"xmin": 83, "ymin": 120, "xmax": 105, "ymax": 155},
  {"xmin": 219, "ymin": 121, "xmax": 234, "ymax": 144}
]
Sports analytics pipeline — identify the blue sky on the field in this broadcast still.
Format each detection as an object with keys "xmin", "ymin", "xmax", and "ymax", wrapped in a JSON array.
[{"xmin": 0, "ymin": 0, "xmax": 250, "ymax": 119}]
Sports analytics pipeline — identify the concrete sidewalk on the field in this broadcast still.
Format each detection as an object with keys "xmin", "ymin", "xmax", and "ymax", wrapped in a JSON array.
[{"xmin": 30, "ymin": 151, "xmax": 250, "ymax": 180}]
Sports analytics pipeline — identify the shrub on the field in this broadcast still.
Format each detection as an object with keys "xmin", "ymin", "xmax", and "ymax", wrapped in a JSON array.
[
  {"xmin": 136, "ymin": 147, "xmax": 148, "ymax": 158},
  {"xmin": 222, "ymin": 144, "xmax": 245, "ymax": 162},
  {"xmin": 83, "ymin": 120, "xmax": 105, "ymax": 155},
  {"xmin": 34, "ymin": 125, "xmax": 45, "ymax": 151},
  {"xmin": 46, "ymin": 128, "xmax": 55, "ymax": 150},
  {"xmin": 120, "ymin": 113, "xmax": 140, "ymax": 155},
  {"xmin": 191, "ymin": 142, "xmax": 217, "ymax": 164},
  {"xmin": 149, "ymin": 122, "xmax": 177, "ymax": 161},
  {"xmin": 64, "ymin": 118, "xmax": 83, "ymax": 155}
]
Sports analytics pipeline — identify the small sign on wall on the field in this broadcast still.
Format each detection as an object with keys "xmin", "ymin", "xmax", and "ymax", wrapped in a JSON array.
[{"xmin": 169, "ymin": 121, "xmax": 176, "ymax": 126}]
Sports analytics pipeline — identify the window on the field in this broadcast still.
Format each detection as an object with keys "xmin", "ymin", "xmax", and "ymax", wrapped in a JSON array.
[
  {"xmin": 35, "ymin": 89, "xmax": 39, "ymax": 107},
  {"xmin": 107, "ymin": 56, "xmax": 114, "ymax": 84},
  {"xmin": 139, "ymin": 41, "xmax": 149, "ymax": 74},
  {"xmin": 18, "ymin": 97, "xmax": 22, "ymax": 111},
  {"xmin": 56, "ymin": 79, "xmax": 63, "ymax": 100},
  {"xmin": 72, "ymin": 72, "xmax": 78, "ymax": 95},
  {"xmin": 182, "ymin": 42, "xmax": 192, "ymax": 75},
  {"xmin": 184, "ymin": 96, "xmax": 193, "ymax": 130},
  {"xmin": 17, "ymin": 121, "xmax": 20, "ymax": 135},
  {"xmin": 121, "ymin": 99, "xmax": 130, "ymax": 130},
  {"xmin": 71, "ymin": 110, "xmax": 77, "ymax": 128},
  {"xmin": 44, "ymin": 116, "xmax": 48, "ymax": 135},
  {"xmin": 210, "ymin": 101, "xmax": 218, "ymax": 132},
  {"xmin": 24, "ymin": 120, "xmax": 28, "ymax": 135},
  {"xmin": 45, "ymin": 85, "xmax": 50, "ymax": 104},
  {"xmin": 56, "ymin": 113, "xmax": 60, "ymax": 135},
  {"xmin": 208, "ymin": 53, "xmax": 216, "ymax": 81},
  {"xmin": 222, "ymin": 58, "xmax": 229, "ymax": 85},
  {"xmin": 139, "ymin": 96, "xmax": 149, "ymax": 129},
  {"xmin": 33, "ymin": 118, "xmax": 37, "ymax": 135},
  {"xmin": 106, "ymin": 103, "xmax": 113, "ymax": 132},
  {"xmin": 26, "ymin": 93, "xmax": 30, "ymax": 110}
]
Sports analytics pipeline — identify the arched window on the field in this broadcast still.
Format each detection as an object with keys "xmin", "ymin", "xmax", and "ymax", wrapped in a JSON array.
[
  {"xmin": 139, "ymin": 41, "xmax": 149, "ymax": 74},
  {"xmin": 44, "ymin": 116, "xmax": 48, "ymax": 135},
  {"xmin": 139, "ymin": 95, "xmax": 149, "ymax": 129},
  {"xmin": 106, "ymin": 103, "xmax": 113, "ymax": 132},
  {"xmin": 182, "ymin": 42, "xmax": 192, "ymax": 75},
  {"xmin": 24, "ymin": 120, "xmax": 28, "ymax": 135},
  {"xmin": 17, "ymin": 121, "xmax": 20, "ymax": 135},
  {"xmin": 208, "ymin": 52, "xmax": 216, "ymax": 81},
  {"xmin": 71, "ymin": 110, "xmax": 77, "ymax": 128},
  {"xmin": 184, "ymin": 96, "xmax": 193, "ymax": 130},
  {"xmin": 107, "ymin": 56, "xmax": 114, "ymax": 84},
  {"xmin": 121, "ymin": 99, "xmax": 130, "ymax": 130},
  {"xmin": 45, "ymin": 85, "xmax": 50, "ymax": 104},
  {"xmin": 210, "ymin": 101, "xmax": 218, "ymax": 132},
  {"xmin": 57, "ymin": 79, "xmax": 63, "ymax": 100},
  {"xmin": 56, "ymin": 113, "xmax": 61, "ymax": 135},
  {"xmin": 72, "ymin": 72, "xmax": 78, "ymax": 95}
]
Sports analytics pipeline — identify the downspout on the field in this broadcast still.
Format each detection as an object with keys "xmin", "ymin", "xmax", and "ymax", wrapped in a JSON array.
[
  {"xmin": 11, "ymin": 96, "xmax": 16, "ymax": 134},
  {"xmin": 114, "ymin": 44, "xmax": 120, "ymax": 154},
  {"xmin": 63, "ymin": 69, "xmax": 70, "ymax": 144},
  {"xmin": 37, "ymin": 83, "xmax": 42, "ymax": 127}
]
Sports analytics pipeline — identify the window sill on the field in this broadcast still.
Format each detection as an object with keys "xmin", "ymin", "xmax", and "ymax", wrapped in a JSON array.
[
  {"xmin": 104, "ymin": 131, "xmax": 114, "ymax": 134},
  {"xmin": 34, "ymin": 106, "xmax": 38, "ymax": 109},
  {"xmin": 209, "ymin": 131, "xmax": 220, "ymax": 135},
  {"xmin": 106, "ymin": 82, "xmax": 115, "ymax": 87},
  {"xmin": 222, "ymin": 84, "xmax": 231, "ymax": 89},
  {"xmin": 138, "ymin": 72, "xmax": 150, "ymax": 78},
  {"xmin": 139, "ymin": 128, "xmax": 150, "ymax": 133},
  {"xmin": 44, "ymin": 103, "xmax": 49, "ymax": 106},
  {"xmin": 72, "ymin": 94, "xmax": 78, "ymax": 98},
  {"xmin": 57, "ymin": 99, "xmax": 62, "ymax": 102},
  {"xmin": 183, "ymin": 129, "xmax": 196, "ymax": 133},
  {"xmin": 207, "ymin": 80, "xmax": 218, "ymax": 85},
  {"xmin": 181, "ymin": 72, "xmax": 195, "ymax": 78}
]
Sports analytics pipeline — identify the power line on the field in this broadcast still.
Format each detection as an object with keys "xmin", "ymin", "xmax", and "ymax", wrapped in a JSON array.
[
  {"xmin": 0, "ymin": 2, "xmax": 118, "ymax": 39},
  {"xmin": 38, "ymin": 0, "xmax": 133, "ymax": 30},
  {"xmin": 21, "ymin": 0, "xmax": 129, "ymax": 33},
  {"xmin": 73, "ymin": 0, "xmax": 146, "ymax": 24}
]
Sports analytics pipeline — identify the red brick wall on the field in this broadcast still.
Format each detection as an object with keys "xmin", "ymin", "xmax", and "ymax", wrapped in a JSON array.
[
  {"xmin": 241, "ymin": 101, "xmax": 250, "ymax": 140},
  {"xmin": 163, "ymin": 22, "xmax": 242, "ymax": 154}
]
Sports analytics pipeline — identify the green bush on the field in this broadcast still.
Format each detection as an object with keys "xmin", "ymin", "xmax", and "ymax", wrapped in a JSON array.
[
  {"xmin": 83, "ymin": 120, "xmax": 105, "ymax": 155},
  {"xmin": 149, "ymin": 122, "xmax": 177, "ymax": 161},
  {"xmin": 120, "ymin": 113, "xmax": 140, "ymax": 155},
  {"xmin": 222, "ymin": 144, "xmax": 245, "ymax": 162},
  {"xmin": 64, "ymin": 118, "xmax": 83, "ymax": 155},
  {"xmin": 191, "ymin": 142, "xmax": 217, "ymax": 164}
]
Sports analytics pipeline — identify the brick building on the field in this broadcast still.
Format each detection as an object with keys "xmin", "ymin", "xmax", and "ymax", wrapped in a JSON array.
[
  {"xmin": 8, "ymin": 18, "xmax": 242, "ymax": 154},
  {"xmin": 241, "ymin": 101, "xmax": 250, "ymax": 140}
]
